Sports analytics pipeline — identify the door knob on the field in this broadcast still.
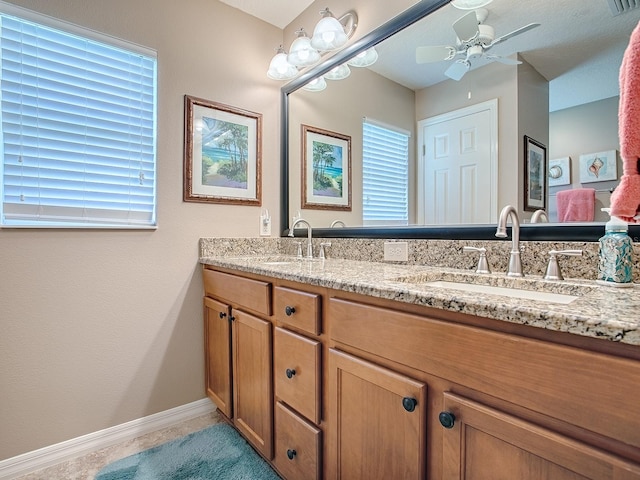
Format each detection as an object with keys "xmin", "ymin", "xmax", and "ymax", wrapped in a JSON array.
[
  {"xmin": 285, "ymin": 306, "xmax": 296, "ymax": 316},
  {"xmin": 286, "ymin": 368, "xmax": 296, "ymax": 378},
  {"xmin": 218, "ymin": 312, "xmax": 226, "ymax": 319},
  {"xmin": 402, "ymin": 397, "xmax": 417, "ymax": 412},
  {"xmin": 286, "ymin": 449, "xmax": 296, "ymax": 460},
  {"xmin": 439, "ymin": 411, "xmax": 456, "ymax": 429}
]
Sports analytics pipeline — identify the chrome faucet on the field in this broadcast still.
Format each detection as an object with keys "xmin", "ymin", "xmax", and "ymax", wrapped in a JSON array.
[
  {"xmin": 288, "ymin": 218, "xmax": 313, "ymax": 259},
  {"xmin": 495, "ymin": 205, "xmax": 523, "ymax": 277},
  {"xmin": 530, "ymin": 209, "xmax": 549, "ymax": 223},
  {"xmin": 330, "ymin": 220, "xmax": 346, "ymax": 228}
]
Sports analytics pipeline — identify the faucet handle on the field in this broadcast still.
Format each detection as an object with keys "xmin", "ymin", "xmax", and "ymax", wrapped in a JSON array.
[
  {"xmin": 319, "ymin": 242, "xmax": 332, "ymax": 259},
  {"xmin": 543, "ymin": 249, "xmax": 583, "ymax": 280},
  {"xmin": 463, "ymin": 246, "xmax": 491, "ymax": 274}
]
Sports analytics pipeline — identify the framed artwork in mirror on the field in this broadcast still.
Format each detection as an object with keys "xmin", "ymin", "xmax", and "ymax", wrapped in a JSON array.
[
  {"xmin": 183, "ymin": 95, "xmax": 261, "ymax": 205},
  {"xmin": 301, "ymin": 124, "xmax": 352, "ymax": 210},
  {"xmin": 548, "ymin": 157, "xmax": 571, "ymax": 187},
  {"xmin": 524, "ymin": 135, "xmax": 547, "ymax": 212},
  {"xmin": 578, "ymin": 150, "xmax": 618, "ymax": 183}
]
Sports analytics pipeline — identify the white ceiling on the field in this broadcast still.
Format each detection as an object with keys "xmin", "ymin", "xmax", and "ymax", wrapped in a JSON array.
[{"xmin": 220, "ymin": 0, "xmax": 640, "ymax": 111}]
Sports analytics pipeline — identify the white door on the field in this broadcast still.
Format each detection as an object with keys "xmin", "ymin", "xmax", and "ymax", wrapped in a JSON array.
[{"xmin": 417, "ymin": 99, "xmax": 498, "ymax": 225}]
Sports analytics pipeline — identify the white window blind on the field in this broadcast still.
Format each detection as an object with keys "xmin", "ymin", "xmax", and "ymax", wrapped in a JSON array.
[
  {"xmin": 0, "ymin": 7, "xmax": 157, "ymax": 228},
  {"xmin": 362, "ymin": 119, "xmax": 409, "ymax": 225}
]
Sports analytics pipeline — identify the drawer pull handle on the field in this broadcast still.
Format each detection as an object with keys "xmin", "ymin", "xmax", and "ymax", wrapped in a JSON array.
[
  {"xmin": 285, "ymin": 368, "xmax": 296, "ymax": 379},
  {"xmin": 286, "ymin": 449, "xmax": 297, "ymax": 460},
  {"xmin": 439, "ymin": 411, "xmax": 456, "ymax": 429},
  {"xmin": 218, "ymin": 312, "xmax": 226, "ymax": 319},
  {"xmin": 402, "ymin": 397, "xmax": 417, "ymax": 412},
  {"xmin": 285, "ymin": 306, "xmax": 296, "ymax": 316}
]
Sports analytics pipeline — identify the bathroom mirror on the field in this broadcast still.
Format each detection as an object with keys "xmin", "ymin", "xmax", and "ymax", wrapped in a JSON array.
[{"xmin": 281, "ymin": 0, "xmax": 640, "ymax": 241}]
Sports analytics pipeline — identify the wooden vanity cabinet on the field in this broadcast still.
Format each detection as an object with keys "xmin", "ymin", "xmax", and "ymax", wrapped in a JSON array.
[{"xmin": 203, "ymin": 268, "xmax": 273, "ymax": 459}]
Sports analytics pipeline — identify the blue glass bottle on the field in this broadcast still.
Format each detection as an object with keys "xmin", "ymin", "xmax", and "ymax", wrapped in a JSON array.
[{"xmin": 597, "ymin": 213, "xmax": 634, "ymax": 286}]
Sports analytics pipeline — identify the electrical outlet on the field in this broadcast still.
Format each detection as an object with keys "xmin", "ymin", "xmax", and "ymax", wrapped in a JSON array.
[
  {"xmin": 384, "ymin": 241, "xmax": 408, "ymax": 262},
  {"xmin": 259, "ymin": 215, "xmax": 271, "ymax": 236}
]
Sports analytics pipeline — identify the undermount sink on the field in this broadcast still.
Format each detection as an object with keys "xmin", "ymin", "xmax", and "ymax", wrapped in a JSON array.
[
  {"xmin": 423, "ymin": 280, "xmax": 579, "ymax": 304},
  {"xmin": 394, "ymin": 271, "xmax": 593, "ymax": 305}
]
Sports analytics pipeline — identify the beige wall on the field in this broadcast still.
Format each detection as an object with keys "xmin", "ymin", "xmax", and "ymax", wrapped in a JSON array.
[{"xmin": 0, "ymin": 0, "xmax": 282, "ymax": 460}]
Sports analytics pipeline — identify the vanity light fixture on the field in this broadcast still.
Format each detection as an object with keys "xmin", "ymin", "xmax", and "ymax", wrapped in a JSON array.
[
  {"xmin": 302, "ymin": 76, "xmax": 327, "ymax": 92},
  {"xmin": 450, "ymin": 0, "xmax": 493, "ymax": 9},
  {"xmin": 267, "ymin": 8, "xmax": 359, "ymax": 82},
  {"xmin": 324, "ymin": 63, "xmax": 351, "ymax": 80},
  {"xmin": 347, "ymin": 47, "xmax": 378, "ymax": 68},
  {"xmin": 287, "ymin": 28, "xmax": 321, "ymax": 67},
  {"xmin": 266, "ymin": 45, "xmax": 298, "ymax": 80}
]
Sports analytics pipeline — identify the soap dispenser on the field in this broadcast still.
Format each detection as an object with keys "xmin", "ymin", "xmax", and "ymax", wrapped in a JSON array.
[{"xmin": 597, "ymin": 208, "xmax": 634, "ymax": 287}]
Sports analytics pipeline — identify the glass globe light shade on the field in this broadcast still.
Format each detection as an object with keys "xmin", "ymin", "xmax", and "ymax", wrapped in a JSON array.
[
  {"xmin": 347, "ymin": 48, "xmax": 378, "ymax": 68},
  {"xmin": 311, "ymin": 10, "xmax": 348, "ymax": 51},
  {"xmin": 267, "ymin": 47, "xmax": 298, "ymax": 80},
  {"xmin": 302, "ymin": 76, "xmax": 327, "ymax": 92},
  {"xmin": 287, "ymin": 29, "xmax": 320, "ymax": 67},
  {"xmin": 324, "ymin": 64, "xmax": 351, "ymax": 80}
]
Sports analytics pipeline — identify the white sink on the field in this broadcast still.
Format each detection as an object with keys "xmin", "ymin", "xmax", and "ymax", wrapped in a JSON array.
[{"xmin": 424, "ymin": 280, "xmax": 579, "ymax": 304}]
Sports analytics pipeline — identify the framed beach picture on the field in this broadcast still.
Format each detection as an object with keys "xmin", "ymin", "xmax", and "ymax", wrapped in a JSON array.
[
  {"xmin": 548, "ymin": 157, "xmax": 571, "ymax": 187},
  {"xmin": 523, "ymin": 135, "xmax": 547, "ymax": 211},
  {"xmin": 183, "ymin": 95, "xmax": 261, "ymax": 205},
  {"xmin": 579, "ymin": 150, "xmax": 618, "ymax": 183},
  {"xmin": 301, "ymin": 125, "xmax": 352, "ymax": 210}
]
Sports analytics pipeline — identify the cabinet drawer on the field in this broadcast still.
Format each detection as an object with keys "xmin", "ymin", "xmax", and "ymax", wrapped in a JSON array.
[
  {"xmin": 274, "ymin": 286, "xmax": 320, "ymax": 335},
  {"xmin": 203, "ymin": 268, "xmax": 271, "ymax": 316},
  {"xmin": 274, "ymin": 402, "xmax": 321, "ymax": 480},
  {"xmin": 274, "ymin": 327, "xmax": 321, "ymax": 424}
]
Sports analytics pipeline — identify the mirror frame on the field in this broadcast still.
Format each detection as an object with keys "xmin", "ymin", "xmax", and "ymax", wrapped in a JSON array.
[{"xmin": 279, "ymin": 0, "xmax": 639, "ymax": 242}]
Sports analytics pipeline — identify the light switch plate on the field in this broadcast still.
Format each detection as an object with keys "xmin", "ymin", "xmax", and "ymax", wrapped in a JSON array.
[{"xmin": 384, "ymin": 241, "xmax": 408, "ymax": 262}]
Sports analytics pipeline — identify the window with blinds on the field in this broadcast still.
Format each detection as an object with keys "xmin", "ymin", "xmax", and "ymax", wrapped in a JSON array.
[
  {"xmin": 0, "ymin": 6, "xmax": 157, "ymax": 228},
  {"xmin": 362, "ymin": 119, "xmax": 409, "ymax": 225}
]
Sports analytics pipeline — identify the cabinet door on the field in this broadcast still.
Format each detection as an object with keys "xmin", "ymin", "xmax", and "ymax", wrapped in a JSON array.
[
  {"xmin": 233, "ymin": 309, "xmax": 274, "ymax": 459},
  {"xmin": 203, "ymin": 297, "xmax": 232, "ymax": 418},
  {"xmin": 441, "ymin": 392, "xmax": 640, "ymax": 480},
  {"xmin": 328, "ymin": 349, "xmax": 427, "ymax": 480}
]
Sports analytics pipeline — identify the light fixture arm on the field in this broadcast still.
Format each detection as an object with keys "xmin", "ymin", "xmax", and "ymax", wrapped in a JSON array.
[{"xmin": 337, "ymin": 10, "xmax": 358, "ymax": 39}]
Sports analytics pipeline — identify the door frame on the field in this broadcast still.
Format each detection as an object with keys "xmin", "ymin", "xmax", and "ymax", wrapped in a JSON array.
[{"xmin": 417, "ymin": 98, "xmax": 499, "ymax": 224}]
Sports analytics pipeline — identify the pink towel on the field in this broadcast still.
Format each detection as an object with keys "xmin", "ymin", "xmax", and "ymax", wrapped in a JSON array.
[
  {"xmin": 557, "ymin": 188, "xmax": 595, "ymax": 222},
  {"xmin": 610, "ymin": 20, "xmax": 640, "ymax": 223}
]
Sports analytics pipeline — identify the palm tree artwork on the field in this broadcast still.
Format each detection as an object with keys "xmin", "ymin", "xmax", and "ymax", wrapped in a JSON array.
[
  {"xmin": 312, "ymin": 140, "xmax": 343, "ymax": 198},
  {"xmin": 200, "ymin": 116, "xmax": 249, "ymax": 189}
]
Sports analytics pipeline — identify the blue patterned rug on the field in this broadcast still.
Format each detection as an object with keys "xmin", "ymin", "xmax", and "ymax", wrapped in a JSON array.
[{"xmin": 94, "ymin": 423, "xmax": 281, "ymax": 479}]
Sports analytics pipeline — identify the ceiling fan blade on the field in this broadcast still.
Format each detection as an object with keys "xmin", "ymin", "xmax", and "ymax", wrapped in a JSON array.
[
  {"xmin": 488, "ymin": 23, "xmax": 540, "ymax": 48},
  {"xmin": 452, "ymin": 11, "xmax": 480, "ymax": 43},
  {"xmin": 445, "ymin": 60, "xmax": 470, "ymax": 81},
  {"xmin": 485, "ymin": 54, "xmax": 522, "ymax": 65},
  {"xmin": 416, "ymin": 45, "xmax": 457, "ymax": 63}
]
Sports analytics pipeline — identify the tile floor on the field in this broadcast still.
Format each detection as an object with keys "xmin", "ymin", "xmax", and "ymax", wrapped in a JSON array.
[{"xmin": 13, "ymin": 410, "xmax": 223, "ymax": 480}]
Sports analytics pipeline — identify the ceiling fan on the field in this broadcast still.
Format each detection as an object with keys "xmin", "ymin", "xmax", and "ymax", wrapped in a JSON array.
[{"xmin": 416, "ymin": 9, "xmax": 540, "ymax": 81}]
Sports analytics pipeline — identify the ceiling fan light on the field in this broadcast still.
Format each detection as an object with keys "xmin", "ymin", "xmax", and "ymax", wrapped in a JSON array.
[
  {"xmin": 347, "ymin": 47, "xmax": 378, "ymax": 68},
  {"xmin": 267, "ymin": 46, "xmax": 298, "ymax": 80},
  {"xmin": 288, "ymin": 29, "xmax": 321, "ymax": 67},
  {"xmin": 302, "ymin": 76, "xmax": 327, "ymax": 92},
  {"xmin": 311, "ymin": 9, "xmax": 348, "ymax": 51},
  {"xmin": 325, "ymin": 64, "xmax": 351, "ymax": 80},
  {"xmin": 451, "ymin": 0, "xmax": 493, "ymax": 10}
]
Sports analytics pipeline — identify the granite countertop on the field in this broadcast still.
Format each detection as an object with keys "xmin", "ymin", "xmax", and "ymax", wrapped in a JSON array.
[{"xmin": 200, "ymin": 254, "xmax": 640, "ymax": 346}]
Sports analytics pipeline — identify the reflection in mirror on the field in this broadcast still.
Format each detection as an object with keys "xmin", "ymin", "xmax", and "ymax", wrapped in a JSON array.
[{"xmin": 284, "ymin": 0, "xmax": 640, "ymax": 237}]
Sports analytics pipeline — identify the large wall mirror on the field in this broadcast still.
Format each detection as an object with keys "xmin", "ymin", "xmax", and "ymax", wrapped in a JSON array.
[{"xmin": 280, "ymin": 0, "xmax": 640, "ymax": 241}]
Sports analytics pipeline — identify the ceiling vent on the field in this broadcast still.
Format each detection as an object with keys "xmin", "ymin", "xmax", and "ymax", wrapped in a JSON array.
[{"xmin": 606, "ymin": 0, "xmax": 639, "ymax": 16}]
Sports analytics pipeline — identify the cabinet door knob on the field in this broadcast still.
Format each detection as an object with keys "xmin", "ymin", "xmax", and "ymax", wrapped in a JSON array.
[
  {"xmin": 439, "ymin": 411, "xmax": 456, "ymax": 429},
  {"xmin": 402, "ymin": 397, "xmax": 417, "ymax": 412},
  {"xmin": 285, "ymin": 305, "xmax": 296, "ymax": 316},
  {"xmin": 218, "ymin": 312, "xmax": 227, "ymax": 319},
  {"xmin": 229, "ymin": 315, "xmax": 235, "ymax": 322},
  {"xmin": 285, "ymin": 368, "xmax": 296, "ymax": 379},
  {"xmin": 286, "ymin": 449, "xmax": 297, "ymax": 460}
]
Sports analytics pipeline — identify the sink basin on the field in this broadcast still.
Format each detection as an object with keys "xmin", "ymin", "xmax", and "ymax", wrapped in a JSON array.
[
  {"xmin": 393, "ymin": 271, "xmax": 593, "ymax": 305},
  {"xmin": 424, "ymin": 280, "xmax": 579, "ymax": 304},
  {"xmin": 261, "ymin": 261, "xmax": 294, "ymax": 265}
]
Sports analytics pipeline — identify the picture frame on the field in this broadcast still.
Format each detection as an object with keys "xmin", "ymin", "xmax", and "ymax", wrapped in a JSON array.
[
  {"xmin": 578, "ymin": 150, "xmax": 618, "ymax": 183},
  {"xmin": 301, "ymin": 124, "xmax": 352, "ymax": 210},
  {"xmin": 523, "ymin": 135, "xmax": 547, "ymax": 212},
  {"xmin": 548, "ymin": 157, "xmax": 571, "ymax": 187},
  {"xmin": 183, "ymin": 95, "xmax": 261, "ymax": 205}
]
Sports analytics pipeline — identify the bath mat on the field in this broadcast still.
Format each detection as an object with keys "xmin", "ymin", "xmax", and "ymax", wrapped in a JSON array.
[{"xmin": 94, "ymin": 423, "xmax": 281, "ymax": 479}]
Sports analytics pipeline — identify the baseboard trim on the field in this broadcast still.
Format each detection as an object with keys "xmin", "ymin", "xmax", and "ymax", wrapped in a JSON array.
[{"xmin": 0, "ymin": 398, "xmax": 216, "ymax": 479}]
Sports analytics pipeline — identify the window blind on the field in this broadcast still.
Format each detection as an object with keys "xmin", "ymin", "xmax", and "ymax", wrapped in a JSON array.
[
  {"xmin": 362, "ymin": 119, "xmax": 409, "ymax": 225},
  {"xmin": 0, "ymin": 9, "xmax": 157, "ymax": 227}
]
